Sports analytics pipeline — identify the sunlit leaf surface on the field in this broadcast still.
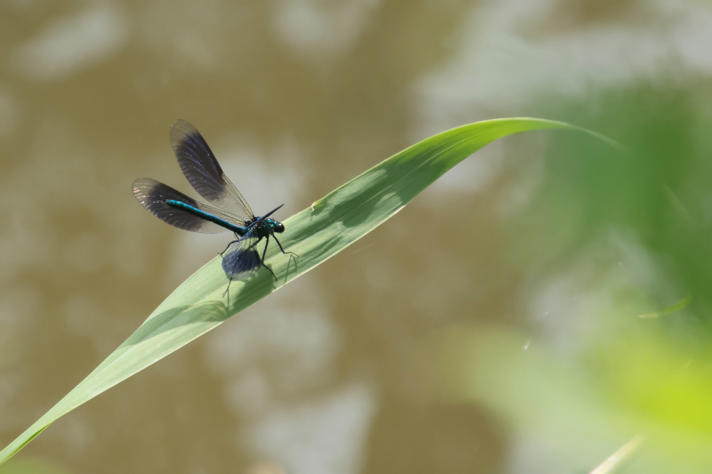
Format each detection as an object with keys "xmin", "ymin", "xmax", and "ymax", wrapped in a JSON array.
[{"xmin": 0, "ymin": 117, "xmax": 599, "ymax": 464}]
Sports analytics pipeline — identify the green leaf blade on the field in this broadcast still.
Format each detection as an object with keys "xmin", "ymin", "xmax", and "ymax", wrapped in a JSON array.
[{"xmin": 0, "ymin": 117, "xmax": 590, "ymax": 464}]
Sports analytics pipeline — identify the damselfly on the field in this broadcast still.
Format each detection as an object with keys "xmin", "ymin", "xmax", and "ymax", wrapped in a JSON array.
[{"xmin": 133, "ymin": 120, "xmax": 291, "ymax": 299}]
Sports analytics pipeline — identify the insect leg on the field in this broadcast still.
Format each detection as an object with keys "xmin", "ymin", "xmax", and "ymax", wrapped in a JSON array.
[
  {"xmin": 261, "ymin": 235, "xmax": 270, "ymax": 263},
  {"xmin": 260, "ymin": 236, "xmax": 276, "ymax": 277},
  {"xmin": 273, "ymin": 235, "xmax": 298, "ymax": 257},
  {"xmin": 220, "ymin": 235, "xmax": 241, "ymax": 256},
  {"xmin": 247, "ymin": 236, "xmax": 263, "ymax": 250}
]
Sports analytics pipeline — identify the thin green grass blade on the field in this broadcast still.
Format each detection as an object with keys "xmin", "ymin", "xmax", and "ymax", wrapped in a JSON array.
[{"xmin": 0, "ymin": 117, "xmax": 605, "ymax": 463}]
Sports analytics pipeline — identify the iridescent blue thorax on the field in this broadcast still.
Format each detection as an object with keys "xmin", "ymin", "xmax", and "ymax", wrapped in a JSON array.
[{"xmin": 247, "ymin": 217, "xmax": 285, "ymax": 238}]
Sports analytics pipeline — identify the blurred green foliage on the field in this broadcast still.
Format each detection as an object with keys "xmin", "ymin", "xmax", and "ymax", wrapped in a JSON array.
[
  {"xmin": 517, "ymin": 82, "xmax": 712, "ymax": 330},
  {"xmin": 435, "ymin": 81, "xmax": 712, "ymax": 472},
  {"xmin": 436, "ymin": 322, "xmax": 712, "ymax": 473}
]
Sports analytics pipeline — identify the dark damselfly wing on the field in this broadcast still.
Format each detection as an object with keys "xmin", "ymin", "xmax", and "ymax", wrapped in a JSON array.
[
  {"xmin": 221, "ymin": 234, "xmax": 262, "ymax": 278},
  {"xmin": 132, "ymin": 178, "xmax": 242, "ymax": 234},
  {"xmin": 170, "ymin": 119, "xmax": 255, "ymax": 222}
]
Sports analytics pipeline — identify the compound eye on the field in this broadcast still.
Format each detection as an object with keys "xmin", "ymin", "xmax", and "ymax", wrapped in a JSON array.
[{"xmin": 276, "ymin": 223, "xmax": 285, "ymax": 233}]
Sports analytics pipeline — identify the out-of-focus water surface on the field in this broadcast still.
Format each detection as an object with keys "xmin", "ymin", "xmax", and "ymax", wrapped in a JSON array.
[{"xmin": 2, "ymin": 1, "xmax": 712, "ymax": 473}]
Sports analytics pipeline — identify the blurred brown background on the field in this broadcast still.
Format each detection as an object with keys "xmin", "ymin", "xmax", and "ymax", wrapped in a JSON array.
[{"xmin": 2, "ymin": 1, "xmax": 712, "ymax": 473}]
